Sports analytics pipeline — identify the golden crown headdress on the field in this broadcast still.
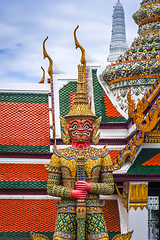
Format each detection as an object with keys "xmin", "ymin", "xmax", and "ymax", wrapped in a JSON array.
[{"xmin": 60, "ymin": 25, "xmax": 101, "ymax": 145}]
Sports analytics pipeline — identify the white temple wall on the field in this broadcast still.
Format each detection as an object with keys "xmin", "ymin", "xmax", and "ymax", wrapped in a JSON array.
[
  {"xmin": 128, "ymin": 181, "xmax": 148, "ymax": 240},
  {"xmin": 128, "ymin": 207, "xmax": 148, "ymax": 240},
  {"xmin": 117, "ymin": 195, "xmax": 128, "ymax": 234}
]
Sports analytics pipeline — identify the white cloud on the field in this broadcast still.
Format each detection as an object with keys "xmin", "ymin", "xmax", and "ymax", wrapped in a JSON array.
[{"xmin": 0, "ymin": 0, "xmax": 141, "ymax": 83}]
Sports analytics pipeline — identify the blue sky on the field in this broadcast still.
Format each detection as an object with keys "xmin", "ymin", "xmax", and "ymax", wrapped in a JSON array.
[{"xmin": 0, "ymin": 0, "xmax": 141, "ymax": 83}]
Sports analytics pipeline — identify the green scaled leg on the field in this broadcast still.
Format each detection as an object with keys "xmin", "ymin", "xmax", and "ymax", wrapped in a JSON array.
[{"xmin": 77, "ymin": 218, "xmax": 85, "ymax": 240}]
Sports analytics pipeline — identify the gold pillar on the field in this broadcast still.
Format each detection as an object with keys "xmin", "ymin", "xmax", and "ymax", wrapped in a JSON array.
[{"xmin": 129, "ymin": 182, "xmax": 148, "ymax": 210}]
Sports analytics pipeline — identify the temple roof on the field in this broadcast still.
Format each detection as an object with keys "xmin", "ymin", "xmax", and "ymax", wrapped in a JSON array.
[
  {"xmin": 92, "ymin": 70, "xmax": 126, "ymax": 122},
  {"xmin": 0, "ymin": 198, "xmax": 120, "ymax": 239},
  {"xmin": 0, "ymin": 199, "xmax": 58, "ymax": 238},
  {"xmin": 127, "ymin": 147, "xmax": 160, "ymax": 174},
  {"xmin": 0, "ymin": 164, "xmax": 48, "ymax": 189},
  {"xmin": 0, "ymin": 92, "xmax": 50, "ymax": 153},
  {"xmin": 113, "ymin": 74, "xmax": 160, "ymax": 172},
  {"xmin": 0, "ymin": 150, "xmax": 120, "ymax": 189},
  {"xmin": 59, "ymin": 70, "xmax": 126, "ymax": 124}
]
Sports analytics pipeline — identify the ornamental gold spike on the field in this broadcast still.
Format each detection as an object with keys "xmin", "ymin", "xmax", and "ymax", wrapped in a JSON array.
[
  {"xmin": 39, "ymin": 66, "xmax": 45, "ymax": 84},
  {"xmin": 43, "ymin": 37, "xmax": 55, "ymax": 139},
  {"xmin": 114, "ymin": 183, "xmax": 128, "ymax": 212},
  {"xmin": 74, "ymin": 25, "xmax": 85, "ymax": 65},
  {"xmin": 74, "ymin": 25, "xmax": 87, "ymax": 85},
  {"xmin": 43, "ymin": 36, "xmax": 53, "ymax": 81}
]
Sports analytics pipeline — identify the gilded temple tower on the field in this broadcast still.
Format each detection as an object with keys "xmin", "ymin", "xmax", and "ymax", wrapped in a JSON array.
[{"xmin": 107, "ymin": 0, "xmax": 128, "ymax": 62}]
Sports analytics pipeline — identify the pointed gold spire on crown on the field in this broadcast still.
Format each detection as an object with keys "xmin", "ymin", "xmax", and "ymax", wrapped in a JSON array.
[
  {"xmin": 65, "ymin": 64, "xmax": 97, "ymax": 120},
  {"xmin": 75, "ymin": 64, "xmax": 88, "ymax": 104},
  {"xmin": 65, "ymin": 26, "xmax": 97, "ymax": 121}
]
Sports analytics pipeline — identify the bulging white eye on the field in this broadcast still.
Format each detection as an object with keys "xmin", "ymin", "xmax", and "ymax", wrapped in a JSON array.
[
  {"xmin": 72, "ymin": 124, "xmax": 78, "ymax": 130},
  {"xmin": 84, "ymin": 124, "xmax": 90, "ymax": 130}
]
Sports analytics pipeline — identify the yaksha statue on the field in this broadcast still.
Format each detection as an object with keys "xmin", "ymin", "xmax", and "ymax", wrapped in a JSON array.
[
  {"xmin": 46, "ymin": 63, "xmax": 117, "ymax": 240},
  {"xmin": 30, "ymin": 27, "xmax": 133, "ymax": 240}
]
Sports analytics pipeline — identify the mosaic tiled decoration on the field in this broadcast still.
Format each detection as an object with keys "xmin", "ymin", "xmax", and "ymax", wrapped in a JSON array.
[
  {"xmin": 0, "ymin": 93, "xmax": 50, "ymax": 153},
  {"xmin": 102, "ymin": 0, "xmax": 160, "ymax": 113},
  {"xmin": 128, "ymin": 148, "xmax": 160, "ymax": 174},
  {"xmin": 0, "ymin": 199, "xmax": 120, "ymax": 239},
  {"xmin": 92, "ymin": 70, "xmax": 126, "ymax": 123}
]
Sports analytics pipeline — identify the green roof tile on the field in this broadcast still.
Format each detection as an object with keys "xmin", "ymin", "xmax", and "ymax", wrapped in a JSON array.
[
  {"xmin": 0, "ymin": 232, "xmax": 53, "ymax": 239},
  {"xmin": 59, "ymin": 82, "xmax": 77, "ymax": 118},
  {"xmin": 59, "ymin": 71, "xmax": 126, "ymax": 123},
  {"xmin": 92, "ymin": 69, "xmax": 126, "ymax": 123},
  {"xmin": 0, "ymin": 181, "xmax": 47, "ymax": 189},
  {"xmin": 128, "ymin": 148, "xmax": 160, "ymax": 174},
  {"xmin": 0, "ymin": 93, "xmax": 48, "ymax": 104},
  {"xmin": 0, "ymin": 145, "xmax": 50, "ymax": 153}
]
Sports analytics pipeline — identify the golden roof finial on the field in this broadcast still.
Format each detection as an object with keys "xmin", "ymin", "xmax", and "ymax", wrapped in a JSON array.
[
  {"xmin": 43, "ymin": 36, "xmax": 53, "ymax": 81},
  {"xmin": 43, "ymin": 37, "xmax": 55, "ymax": 139},
  {"xmin": 74, "ymin": 25, "xmax": 85, "ymax": 65},
  {"xmin": 39, "ymin": 66, "xmax": 45, "ymax": 84}
]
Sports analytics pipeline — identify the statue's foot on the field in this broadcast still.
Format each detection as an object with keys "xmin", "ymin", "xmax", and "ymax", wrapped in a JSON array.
[
  {"xmin": 30, "ymin": 232, "xmax": 50, "ymax": 240},
  {"xmin": 112, "ymin": 231, "xmax": 133, "ymax": 240}
]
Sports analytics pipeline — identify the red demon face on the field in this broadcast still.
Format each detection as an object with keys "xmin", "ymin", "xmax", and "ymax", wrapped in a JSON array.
[{"xmin": 67, "ymin": 119, "xmax": 94, "ymax": 142}]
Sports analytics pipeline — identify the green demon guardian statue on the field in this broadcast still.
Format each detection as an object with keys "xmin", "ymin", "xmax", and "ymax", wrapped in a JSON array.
[{"xmin": 31, "ymin": 26, "xmax": 133, "ymax": 240}]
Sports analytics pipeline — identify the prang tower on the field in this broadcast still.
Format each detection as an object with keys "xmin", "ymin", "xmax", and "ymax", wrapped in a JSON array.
[{"xmin": 107, "ymin": 0, "xmax": 128, "ymax": 62}]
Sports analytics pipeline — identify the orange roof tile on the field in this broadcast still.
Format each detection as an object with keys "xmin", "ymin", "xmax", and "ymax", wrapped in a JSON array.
[
  {"xmin": 102, "ymin": 200, "xmax": 120, "ymax": 232},
  {"xmin": 0, "ymin": 164, "xmax": 48, "ymax": 182},
  {"xmin": 103, "ymin": 91, "xmax": 123, "ymax": 118},
  {"xmin": 109, "ymin": 150, "xmax": 120, "ymax": 162},
  {"xmin": 0, "ymin": 199, "xmax": 58, "ymax": 232},
  {"xmin": 0, "ymin": 102, "xmax": 50, "ymax": 146},
  {"xmin": 142, "ymin": 153, "xmax": 160, "ymax": 166},
  {"xmin": 70, "ymin": 93, "xmax": 76, "ymax": 108},
  {"xmin": 0, "ymin": 151, "xmax": 119, "ymax": 182},
  {"xmin": 0, "ymin": 199, "xmax": 120, "ymax": 233}
]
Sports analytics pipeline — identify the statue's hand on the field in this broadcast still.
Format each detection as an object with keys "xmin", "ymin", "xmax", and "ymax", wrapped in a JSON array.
[
  {"xmin": 71, "ymin": 189, "xmax": 87, "ymax": 199},
  {"xmin": 75, "ymin": 181, "xmax": 91, "ymax": 192}
]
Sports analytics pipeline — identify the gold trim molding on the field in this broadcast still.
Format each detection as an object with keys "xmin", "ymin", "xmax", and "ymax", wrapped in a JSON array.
[
  {"xmin": 129, "ymin": 183, "xmax": 148, "ymax": 210},
  {"xmin": 115, "ymin": 183, "xmax": 128, "ymax": 212},
  {"xmin": 39, "ymin": 66, "xmax": 45, "ymax": 84},
  {"xmin": 147, "ymin": 122, "xmax": 160, "ymax": 143}
]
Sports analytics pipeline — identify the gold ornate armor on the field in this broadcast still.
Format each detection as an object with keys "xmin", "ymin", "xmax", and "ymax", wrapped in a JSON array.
[
  {"xmin": 47, "ymin": 147, "xmax": 115, "ymax": 198},
  {"xmin": 46, "ymin": 147, "xmax": 115, "ymax": 240}
]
